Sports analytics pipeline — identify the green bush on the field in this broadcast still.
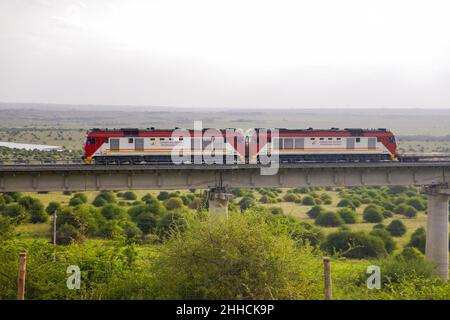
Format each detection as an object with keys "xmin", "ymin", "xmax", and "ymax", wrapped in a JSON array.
[
  {"xmin": 72, "ymin": 193, "xmax": 88, "ymax": 203},
  {"xmin": 370, "ymin": 228, "xmax": 396, "ymax": 254},
  {"xmin": 93, "ymin": 191, "xmax": 116, "ymax": 207},
  {"xmin": 269, "ymin": 207, "xmax": 284, "ymax": 215},
  {"xmin": 123, "ymin": 191, "xmax": 137, "ymax": 201},
  {"xmin": 283, "ymin": 193, "xmax": 300, "ymax": 202},
  {"xmin": 46, "ymin": 202, "xmax": 61, "ymax": 215},
  {"xmin": 3, "ymin": 204, "xmax": 27, "ymax": 219},
  {"xmin": 336, "ymin": 198, "xmax": 355, "ymax": 209},
  {"xmin": 403, "ymin": 205, "xmax": 418, "ymax": 218},
  {"xmin": 101, "ymin": 204, "xmax": 127, "ymax": 220},
  {"xmin": 406, "ymin": 197, "xmax": 426, "ymax": 211},
  {"xmin": 322, "ymin": 230, "xmax": 387, "ymax": 259},
  {"xmin": 164, "ymin": 197, "xmax": 184, "ymax": 211},
  {"xmin": 302, "ymin": 196, "xmax": 315, "ymax": 206},
  {"xmin": 157, "ymin": 191, "xmax": 170, "ymax": 201},
  {"xmin": 0, "ymin": 215, "xmax": 17, "ymax": 241},
  {"xmin": 29, "ymin": 201, "xmax": 48, "ymax": 223},
  {"xmin": 363, "ymin": 206, "xmax": 384, "ymax": 223},
  {"xmin": 377, "ymin": 251, "xmax": 435, "ymax": 284},
  {"xmin": 319, "ymin": 193, "xmax": 332, "ymax": 205},
  {"xmin": 337, "ymin": 208, "xmax": 359, "ymax": 224},
  {"xmin": 407, "ymin": 227, "xmax": 426, "ymax": 253},
  {"xmin": 306, "ymin": 205, "xmax": 323, "ymax": 219},
  {"xmin": 151, "ymin": 212, "xmax": 322, "ymax": 299},
  {"xmin": 386, "ymin": 219, "xmax": 407, "ymax": 237},
  {"xmin": 315, "ymin": 211, "xmax": 344, "ymax": 227},
  {"xmin": 69, "ymin": 197, "xmax": 85, "ymax": 207},
  {"xmin": 238, "ymin": 197, "xmax": 256, "ymax": 212}
]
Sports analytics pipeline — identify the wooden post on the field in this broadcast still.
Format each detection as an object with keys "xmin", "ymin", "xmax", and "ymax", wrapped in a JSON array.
[
  {"xmin": 17, "ymin": 252, "xmax": 26, "ymax": 300},
  {"xmin": 323, "ymin": 257, "xmax": 332, "ymax": 300}
]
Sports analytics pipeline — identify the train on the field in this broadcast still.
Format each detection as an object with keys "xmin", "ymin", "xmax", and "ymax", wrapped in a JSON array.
[{"xmin": 82, "ymin": 127, "xmax": 398, "ymax": 165}]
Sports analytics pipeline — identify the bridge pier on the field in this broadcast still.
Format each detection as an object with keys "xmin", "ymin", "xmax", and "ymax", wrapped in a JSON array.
[
  {"xmin": 207, "ymin": 188, "xmax": 232, "ymax": 219},
  {"xmin": 423, "ymin": 184, "xmax": 449, "ymax": 280}
]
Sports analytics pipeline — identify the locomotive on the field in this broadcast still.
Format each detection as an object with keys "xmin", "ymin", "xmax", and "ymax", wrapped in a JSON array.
[{"xmin": 82, "ymin": 127, "xmax": 397, "ymax": 165}]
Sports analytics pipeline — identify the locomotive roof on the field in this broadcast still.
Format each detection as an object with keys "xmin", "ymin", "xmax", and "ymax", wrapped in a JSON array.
[{"xmin": 88, "ymin": 127, "xmax": 391, "ymax": 133}]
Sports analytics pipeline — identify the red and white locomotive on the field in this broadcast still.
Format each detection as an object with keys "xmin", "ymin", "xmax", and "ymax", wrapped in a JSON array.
[{"xmin": 82, "ymin": 127, "xmax": 397, "ymax": 164}]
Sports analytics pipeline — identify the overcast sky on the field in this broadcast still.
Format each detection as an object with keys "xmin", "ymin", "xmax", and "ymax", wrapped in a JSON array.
[{"xmin": 1, "ymin": 0, "xmax": 450, "ymax": 108}]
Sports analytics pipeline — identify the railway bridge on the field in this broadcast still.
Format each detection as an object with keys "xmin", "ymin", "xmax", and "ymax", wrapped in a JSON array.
[{"xmin": 0, "ymin": 161, "xmax": 449, "ymax": 279}]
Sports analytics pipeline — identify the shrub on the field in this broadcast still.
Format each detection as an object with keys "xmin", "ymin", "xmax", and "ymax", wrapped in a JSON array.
[
  {"xmin": 134, "ymin": 211, "xmax": 158, "ymax": 234},
  {"xmin": 370, "ymin": 228, "xmax": 396, "ymax": 254},
  {"xmin": 336, "ymin": 198, "xmax": 354, "ymax": 209},
  {"xmin": 302, "ymin": 196, "xmax": 315, "ymax": 206},
  {"xmin": 407, "ymin": 227, "xmax": 426, "ymax": 253},
  {"xmin": 46, "ymin": 202, "xmax": 61, "ymax": 215},
  {"xmin": 319, "ymin": 193, "xmax": 332, "ymax": 205},
  {"xmin": 377, "ymin": 251, "xmax": 435, "ymax": 284},
  {"xmin": 322, "ymin": 230, "xmax": 387, "ymax": 259},
  {"xmin": 18, "ymin": 196, "xmax": 40, "ymax": 210},
  {"xmin": 101, "ymin": 204, "xmax": 127, "ymax": 220},
  {"xmin": 142, "ymin": 193, "xmax": 157, "ymax": 203},
  {"xmin": 386, "ymin": 219, "xmax": 407, "ymax": 237},
  {"xmin": 123, "ymin": 191, "xmax": 137, "ymax": 201},
  {"xmin": 157, "ymin": 191, "xmax": 170, "ymax": 201},
  {"xmin": 29, "ymin": 201, "xmax": 48, "ymax": 223},
  {"xmin": 403, "ymin": 205, "xmax": 418, "ymax": 218},
  {"xmin": 56, "ymin": 223, "xmax": 84, "ymax": 244},
  {"xmin": 72, "ymin": 193, "xmax": 88, "ymax": 203},
  {"xmin": 373, "ymin": 223, "xmax": 385, "ymax": 230},
  {"xmin": 164, "ymin": 198, "xmax": 184, "ymax": 211},
  {"xmin": 315, "ymin": 211, "xmax": 344, "ymax": 227},
  {"xmin": 93, "ymin": 191, "xmax": 116, "ymax": 206},
  {"xmin": 337, "ymin": 208, "xmax": 359, "ymax": 224},
  {"xmin": 69, "ymin": 197, "xmax": 85, "ymax": 207},
  {"xmin": 306, "ymin": 205, "xmax": 323, "ymax": 219},
  {"xmin": 157, "ymin": 210, "xmax": 190, "ymax": 239},
  {"xmin": 0, "ymin": 215, "xmax": 17, "ymax": 241},
  {"xmin": 238, "ymin": 197, "xmax": 256, "ymax": 212},
  {"xmin": 62, "ymin": 191, "xmax": 72, "ymax": 196},
  {"xmin": 269, "ymin": 207, "xmax": 284, "ymax": 215},
  {"xmin": 363, "ymin": 206, "xmax": 384, "ymax": 223},
  {"xmin": 283, "ymin": 193, "xmax": 300, "ymax": 202},
  {"xmin": 406, "ymin": 197, "xmax": 426, "ymax": 211},
  {"xmin": 151, "ymin": 212, "xmax": 323, "ymax": 299},
  {"xmin": 92, "ymin": 197, "xmax": 107, "ymax": 207},
  {"xmin": 382, "ymin": 209, "xmax": 393, "ymax": 218},
  {"xmin": 3, "ymin": 204, "xmax": 26, "ymax": 219},
  {"xmin": 55, "ymin": 205, "xmax": 102, "ymax": 241}
]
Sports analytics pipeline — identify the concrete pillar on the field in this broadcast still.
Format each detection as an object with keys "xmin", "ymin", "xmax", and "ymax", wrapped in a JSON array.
[
  {"xmin": 208, "ymin": 188, "xmax": 232, "ymax": 219},
  {"xmin": 425, "ymin": 193, "xmax": 449, "ymax": 280}
]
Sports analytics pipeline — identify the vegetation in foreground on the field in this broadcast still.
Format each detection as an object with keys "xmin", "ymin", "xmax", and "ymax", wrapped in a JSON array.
[{"xmin": 0, "ymin": 185, "xmax": 449, "ymax": 300}]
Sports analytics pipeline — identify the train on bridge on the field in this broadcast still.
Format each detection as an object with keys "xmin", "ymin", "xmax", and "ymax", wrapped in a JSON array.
[{"xmin": 82, "ymin": 127, "xmax": 399, "ymax": 165}]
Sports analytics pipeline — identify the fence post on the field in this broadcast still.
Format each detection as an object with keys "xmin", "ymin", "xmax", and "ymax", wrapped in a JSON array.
[
  {"xmin": 17, "ymin": 252, "xmax": 27, "ymax": 300},
  {"xmin": 323, "ymin": 257, "xmax": 332, "ymax": 300}
]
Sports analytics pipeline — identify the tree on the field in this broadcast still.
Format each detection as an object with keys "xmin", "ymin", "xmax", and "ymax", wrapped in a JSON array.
[
  {"xmin": 386, "ymin": 219, "xmax": 407, "ymax": 237},
  {"xmin": 134, "ymin": 211, "xmax": 158, "ymax": 234},
  {"xmin": 406, "ymin": 197, "xmax": 426, "ymax": 211},
  {"xmin": 315, "ymin": 211, "xmax": 344, "ymax": 227},
  {"xmin": 283, "ymin": 193, "xmax": 300, "ymax": 202}
]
